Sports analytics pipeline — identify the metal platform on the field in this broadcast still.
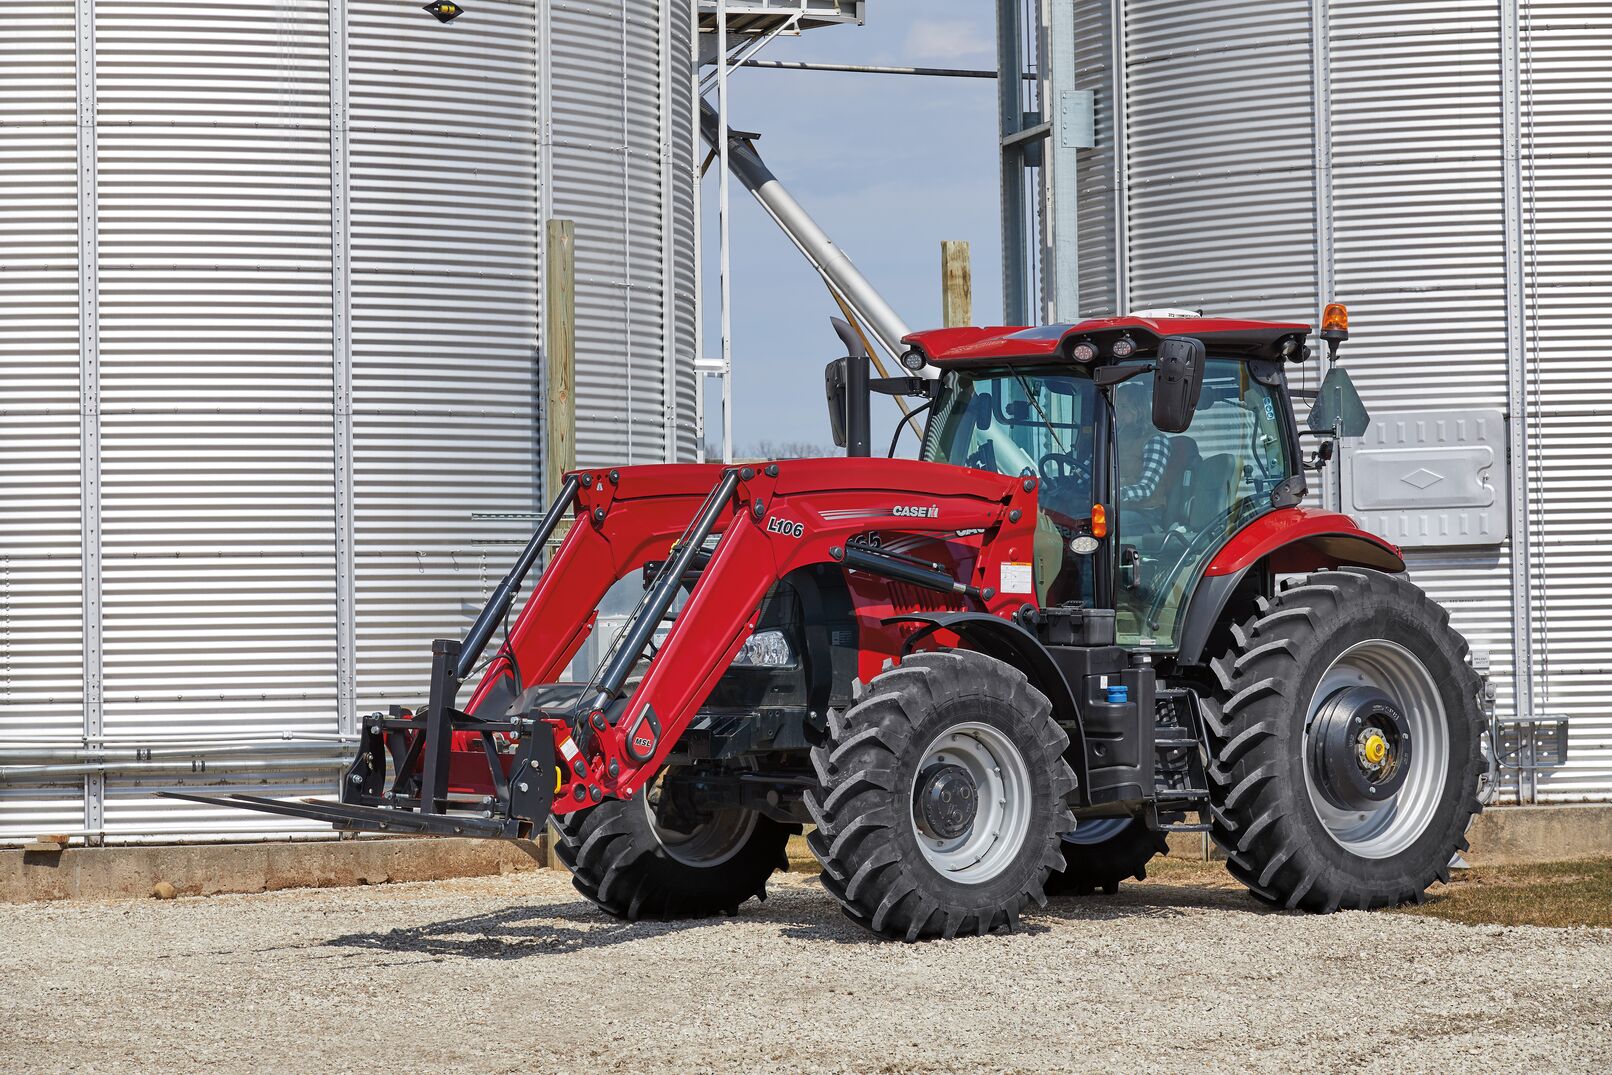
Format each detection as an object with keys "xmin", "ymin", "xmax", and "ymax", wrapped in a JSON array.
[{"xmin": 697, "ymin": 0, "xmax": 864, "ymax": 36}]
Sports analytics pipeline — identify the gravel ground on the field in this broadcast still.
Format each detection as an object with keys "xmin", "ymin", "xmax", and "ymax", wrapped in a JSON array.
[{"xmin": 3, "ymin": 870, "xmax": 1609, "ymax": 1075}]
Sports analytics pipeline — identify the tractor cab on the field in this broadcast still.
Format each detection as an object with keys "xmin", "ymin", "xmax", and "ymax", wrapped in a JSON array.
[{"xmin": 899, "ymin": 316, "xmax": 1325, "ymax": 651}]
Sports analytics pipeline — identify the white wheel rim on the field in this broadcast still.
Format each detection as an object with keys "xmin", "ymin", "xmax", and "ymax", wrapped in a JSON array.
[
  {"xmin": 1302, "ymin": 639, "xmax": 1449, "ymax": 860},
  {"xmin": 909, "ymin": 722, "xmax": 1033, "ymax": 885},
  {"xmin": 644, "ymin": 770, "xmax": 758, "ymax": 868}
]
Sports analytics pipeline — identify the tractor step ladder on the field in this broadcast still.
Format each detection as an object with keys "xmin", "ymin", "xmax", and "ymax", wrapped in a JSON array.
[{"xmin": 1152, "ymin": 688, "xmax": 1213, "ymax": 821}]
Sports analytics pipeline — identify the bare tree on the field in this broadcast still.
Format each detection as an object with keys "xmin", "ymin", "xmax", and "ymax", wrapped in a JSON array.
[{"xmin": 705, "ymin": 440, "xmax": 837, "ymax": 463}]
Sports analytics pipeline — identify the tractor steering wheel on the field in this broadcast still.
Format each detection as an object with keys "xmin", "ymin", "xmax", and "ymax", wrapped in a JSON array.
[{"xmin": 1039, "ymin": 451, "xmax": 1090, "ymax": 491}]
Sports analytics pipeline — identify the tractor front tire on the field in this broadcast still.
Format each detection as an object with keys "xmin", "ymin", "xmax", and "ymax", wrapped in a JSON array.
[
  {"xmin": 1205, "ymin": 568, "xmax": 1484, "ymax": 912},
  {"xmin": 553, "ymin": 774, "xmax": 793, "ymax": 921},
  {"xmin": 806, "ymin": 650, "xmax": 1078, "ymax": 941},
  {"xmin": 1044, "ymin": 818, "xmax": 1168, "ymax": 896}
]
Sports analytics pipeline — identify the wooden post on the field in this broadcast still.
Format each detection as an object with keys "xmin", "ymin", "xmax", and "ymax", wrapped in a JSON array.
[
  {"xmin": 941, "ymin": 240, "xmax": 972, "ymax": 328},
  {"xmin": 545, "ymin": 219, "xmax": 576, "ymax": 503},
  {"xmin": 543, "ymin": 218, "xmax": 575, "ymax": 873}
]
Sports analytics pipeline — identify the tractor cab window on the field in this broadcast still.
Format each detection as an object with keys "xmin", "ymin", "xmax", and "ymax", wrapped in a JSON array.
[
  {"xmin": 1113, "ymin": 358, "xmax": 1294, "ymax": 650},
  {"xmin": 920, "ymin": 366, "xmax": 1100, "ymax": 605}
]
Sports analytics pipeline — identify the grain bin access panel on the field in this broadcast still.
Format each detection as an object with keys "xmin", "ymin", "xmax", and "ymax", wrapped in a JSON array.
[{"xmin": 0, "ymin": 0, "xmax": 698, "ymax": 843}]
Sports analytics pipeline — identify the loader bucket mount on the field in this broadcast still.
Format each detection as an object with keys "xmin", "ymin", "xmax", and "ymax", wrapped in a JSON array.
[{"xmin": 162, "ymin": 637, "xmax": 564, "ymax": 837}]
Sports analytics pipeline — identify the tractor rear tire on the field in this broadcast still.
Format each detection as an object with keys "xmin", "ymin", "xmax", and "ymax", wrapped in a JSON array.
[
  {"xmin": 1205, "ymin": 568, "xmax": 1484, "ymax": 912},
  {"xmin": 553, "ymin": 774, "xmax": 793, "ymax": 921},
  {"xmin": 1044, "ymin": 818, "xmax": 1168, "ymax": 896},
  {"xmin": 805, "ymin": 650, "xmax": 1078, "ymax": 941}
]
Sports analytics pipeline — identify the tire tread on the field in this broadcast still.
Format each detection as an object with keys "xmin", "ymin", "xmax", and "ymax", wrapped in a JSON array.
[
  {"xmin": 1204, "ymin": 568, "xmax": 1485, "ymax": 913},
  {"xmin": 806, "ymin": 650, "xmax": 1078, "ymax": 941}
]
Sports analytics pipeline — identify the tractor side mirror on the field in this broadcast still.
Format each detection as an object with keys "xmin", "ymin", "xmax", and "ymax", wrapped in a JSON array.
[
  {"xmin": 1152, "ymin": 336, "xmax": 1207, "ymax": 434},
  {"xmin": 828, "ymin": 317, "xmax": 872, "ymax": 457},
  {"xmin": 824, "ymin": 357, "xmax": 848, "ymax": 449}
]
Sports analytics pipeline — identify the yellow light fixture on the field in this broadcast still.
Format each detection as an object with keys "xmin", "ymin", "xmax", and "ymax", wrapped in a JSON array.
[{"xmin": 1322, "ymin": 302, "xmax": 1350, "ymax": 335}]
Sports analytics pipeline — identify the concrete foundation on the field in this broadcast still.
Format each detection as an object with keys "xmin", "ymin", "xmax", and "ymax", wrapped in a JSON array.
[
  {"xmin": 3, "ymin": 803, "xmax": 1608, "ymax": 903},
  {"xmin": 0, "ymin": 836, "xmax": 544, "ymax": 903},
  {"xmin": 1460, "ymin": 803, "xmax": 1612, "ymax": 865},
  {"xmin": 1165, "ymin": 803, "xmax": 1612, "ymax": 864}
]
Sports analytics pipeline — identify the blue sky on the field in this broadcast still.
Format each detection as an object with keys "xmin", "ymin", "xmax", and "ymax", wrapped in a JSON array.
[{"xmin": 700, "ymin": 1, "xmax": 1002, "ymax": 457}]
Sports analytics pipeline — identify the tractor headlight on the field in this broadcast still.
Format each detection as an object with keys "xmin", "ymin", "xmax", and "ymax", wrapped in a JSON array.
[
  {"xmin": 1070, "ymin": 340, "xmax": 1099, "ymax": 364},
  {"xmin": 734, "ymin": 629, "xmax": 795, "ymax": 667},
  {"xmin": 900, "ymin": 349, "xmax": 928, "ymax": 372},
  {"xmin": 1110, "ymin": 336, "xmax": 1137, "ymax": 359}
]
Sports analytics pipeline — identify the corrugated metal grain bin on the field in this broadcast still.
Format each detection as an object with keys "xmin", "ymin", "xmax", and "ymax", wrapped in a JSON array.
[
  {"xmin": 1071, "ymin": 0, "xmax": 1610, "ymax": 801},
  {"xmin": 0, "ymin": 0, "xmax": 698, "ymax": 841}
]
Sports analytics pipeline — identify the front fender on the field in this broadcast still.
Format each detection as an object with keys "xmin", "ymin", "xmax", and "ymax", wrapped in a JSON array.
[
  {"xmin": 887, "ymin": 611, "xmax": 1090, "ymax": 806},
  {"xmin": 1177, "ymin": 507, "xmax": 1407, "ymax": 666},
  {"xmin": 1203, "ymin": 506, "xmax": 1404, "ymax": 577}
]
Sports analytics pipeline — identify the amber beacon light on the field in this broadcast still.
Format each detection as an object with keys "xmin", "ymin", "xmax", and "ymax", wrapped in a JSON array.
[{"xmin": 1321, "ymin": 303, "xmax": 1350, "ymax": 337}]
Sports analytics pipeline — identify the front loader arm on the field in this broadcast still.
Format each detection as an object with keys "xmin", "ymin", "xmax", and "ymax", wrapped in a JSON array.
[
  {"xmin": 166, "ymin": 460, "xmax": 1042, "ymax": 837},
  {"xmin": 558, "ymin": 459, "xmax": 1042, "ymax": 812},
  {"xmin": 465, "ymin": 464, "xmax": 734, "ymax": 713}
]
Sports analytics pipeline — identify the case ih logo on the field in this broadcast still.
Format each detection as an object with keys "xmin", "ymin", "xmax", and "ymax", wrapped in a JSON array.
[
  {"xmin": 766, "ymin": 516, "xmax": 805, "ymax": 539},
  {"xmin": 891, "ymin": 505, "xmax": 939, "ymax": 519}
]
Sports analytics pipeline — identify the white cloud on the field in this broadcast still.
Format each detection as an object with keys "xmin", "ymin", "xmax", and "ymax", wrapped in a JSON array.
[{"xmin": 904, "ymin": 18, "xmax": 994, "ymax": 64}]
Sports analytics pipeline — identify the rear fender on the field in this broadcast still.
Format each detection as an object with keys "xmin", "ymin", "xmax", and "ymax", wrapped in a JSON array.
[
  {"xmin": 1176, "ymin": 507, "xmax": 1406, "ymax": 666},
  {"xmin": 890, "ymin": 611, "xmax": 1091, "ymax": 807}
]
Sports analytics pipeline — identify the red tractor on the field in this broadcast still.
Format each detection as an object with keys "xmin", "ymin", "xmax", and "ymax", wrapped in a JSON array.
[{"xmin": 179, "ymin": 309, "xmax": 1484, "ymax": 941}]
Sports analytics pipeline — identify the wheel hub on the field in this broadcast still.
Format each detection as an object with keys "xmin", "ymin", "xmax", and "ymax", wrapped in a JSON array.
[
  {"xmin": 1308, "ymin": 685, "xmax": 1412, "ymax": 811},
  {"xmin": 915, "ymin": 762, "xmax": 978, "ymax": 841},
  {"xmin": 643, "ymin": 768, "xmax": 759, "ymax": 869}
]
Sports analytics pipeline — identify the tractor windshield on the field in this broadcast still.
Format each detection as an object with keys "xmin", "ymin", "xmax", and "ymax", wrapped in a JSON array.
[{"xmin": 920, "ymin": 366, "xmax": 1102, "ymax": 606}]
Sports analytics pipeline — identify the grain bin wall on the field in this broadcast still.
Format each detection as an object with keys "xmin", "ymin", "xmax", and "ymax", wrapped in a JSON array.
[
  {"xmin": 2, "ymin": 1, "xmax": 87, "ymax": 838},
  {"xmin": 1074, "ymin": 0, "xmax": 1612, "ymax": 801},
  {"xmin": 547, "ymin": 0, "xmax": 700, "ymax": 470},
  {"xmin": 0, "ymin": 1, "xmax": 698, "ymax": 842}
]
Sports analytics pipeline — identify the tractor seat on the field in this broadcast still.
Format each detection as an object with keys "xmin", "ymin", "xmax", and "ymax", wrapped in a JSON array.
[
  {"xmin": 1186, "ymin": 452, "xmax": 1240, "ymax": 533},
  {"xmin": 1124, "ymin": 447, "xmax": 1237, "ymax": 597},
  {"xmin": 1123, "ymin": 437, "xmax": 1198, "ymax": 558}
]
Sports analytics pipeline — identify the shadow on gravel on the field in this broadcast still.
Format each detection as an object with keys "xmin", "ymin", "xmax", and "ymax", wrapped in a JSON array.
[
  {"xmin": 1044, "ymin": 882, "xmax": 1290, "ymax": 920},
  {"xmin": 323, "ymin": 879, "xmax": 1285, "ymax": 960},
  {"xmin": 326, "ymin": 899, "xmax": 720, "ymax": 960},
  {"xmin": 777, "ymin": 915, "xmax": 1059, "ymax": 945},
  {"xmin": 323, "ymin": 889, "xmax": 850, "ymax": 960}
]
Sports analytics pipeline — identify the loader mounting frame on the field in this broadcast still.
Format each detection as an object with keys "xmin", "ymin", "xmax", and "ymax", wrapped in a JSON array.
[{"xmin": 168, "ymin": 459, "xmax": 1042, "ymax": 837}]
